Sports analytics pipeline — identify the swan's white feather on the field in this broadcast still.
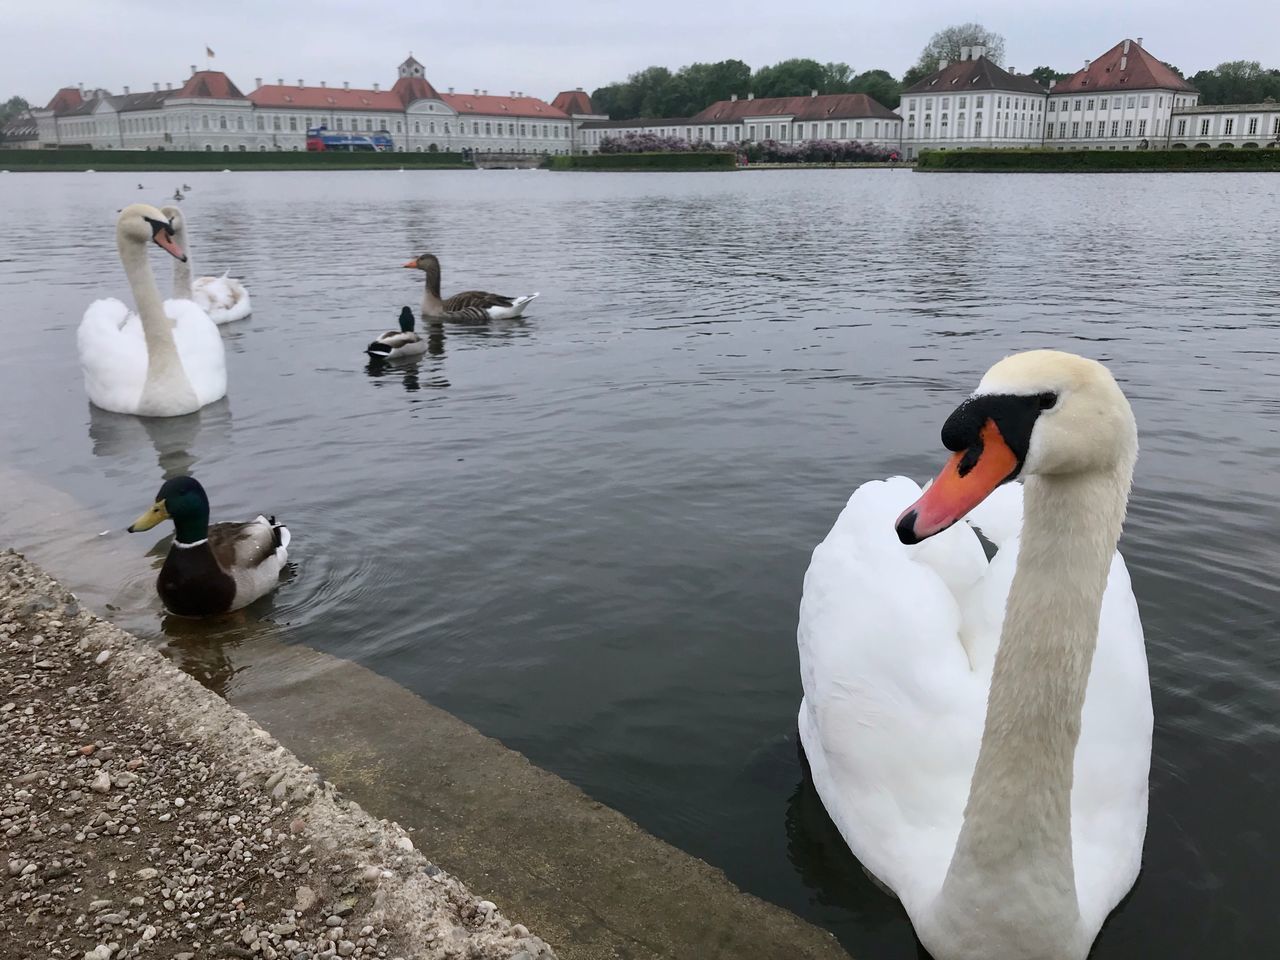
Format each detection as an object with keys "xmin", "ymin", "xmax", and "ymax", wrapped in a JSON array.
[
  {"xmin": 797, "ymin": 476, "xmax": 1150, "ymax": 938},
  {"xmin": 78, "ymin": 298, "xmax": 227, "ymax": 415},
  {"xmin": 192, "ymin": 273, "xmax": 252, "ymax": 323}
]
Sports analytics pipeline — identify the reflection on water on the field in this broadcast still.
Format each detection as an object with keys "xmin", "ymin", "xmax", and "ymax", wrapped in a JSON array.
[{"xmin": 0, "ymin": 169, "xmax": 1277, "ymax": 959}]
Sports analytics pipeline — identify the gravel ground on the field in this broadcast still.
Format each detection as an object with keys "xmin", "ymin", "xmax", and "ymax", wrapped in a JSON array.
[{"xmin": 0, "ymin": 550, "xmax": 556, "ymax": 960}]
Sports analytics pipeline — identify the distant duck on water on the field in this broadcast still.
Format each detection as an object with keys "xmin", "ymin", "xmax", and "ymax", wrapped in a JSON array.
[
  {"xmin": 173, "ymin": 188, "xmax": 184, "ymax": 201},
  {"xmin": 403, "ymin": 253, "xmax": 538, "ymax": 321},
  {"xmin": 182, "ymin": 183, "xmax": 192, "ymax": 191},
  {"xmin": 128, "ymin": 475, "xmax": 290, "ymax": 618},
  {"xmin": 367, "ymin": 306, "xmax": 430, "ymax": 359}
]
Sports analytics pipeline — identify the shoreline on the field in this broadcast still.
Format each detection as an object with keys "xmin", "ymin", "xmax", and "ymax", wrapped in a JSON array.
[
  {"xmin": 0, "ymin": 550, "xmax": 555, "ymax": 960},
  {"xmin": 0, "ymin": 462, "xmax": 852, "ymax": 960}
]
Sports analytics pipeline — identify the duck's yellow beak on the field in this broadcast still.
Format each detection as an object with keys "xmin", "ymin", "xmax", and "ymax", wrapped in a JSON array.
[{"xmin": 128, "ymin": 501, "xmax": 169, "ymax": 533}]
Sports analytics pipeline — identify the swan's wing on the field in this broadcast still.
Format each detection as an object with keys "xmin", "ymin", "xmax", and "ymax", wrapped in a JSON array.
[
  {"xmin": 797, "ymin": 476, "xmax": 994, "ymax": 911},
  {"xmin": 193, "ymin": 275, "xmax": 251, "ymax": 322},
  {"xmin": 1072, "ymin": 551, "xmax": 1151, "ymax": 935},
  {"xmin": 78, "ymin": 299, "xmax": 146, "ymax": 413},
  {"xmin": 164, "ymin": 299, "xmax": 227, "ymax": 405}
]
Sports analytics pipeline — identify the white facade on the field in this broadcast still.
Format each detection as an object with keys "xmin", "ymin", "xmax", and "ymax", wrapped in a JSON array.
[
  {"xmin": 899, "ymin": 89, "xmax": 1046, "ymax": 157},
  {"xmin": 1045, "ymin": 89, "xmax": 1197, "ymax": 150},
  {"xmin": 1169, "ymin": 103, "xmax": 1280, "ymax": 148}
]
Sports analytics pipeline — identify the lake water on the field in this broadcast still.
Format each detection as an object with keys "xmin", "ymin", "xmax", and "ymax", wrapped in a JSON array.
[{"xmin": 0, "ymin": 168, "xmax": 1276, "ymax": 958}]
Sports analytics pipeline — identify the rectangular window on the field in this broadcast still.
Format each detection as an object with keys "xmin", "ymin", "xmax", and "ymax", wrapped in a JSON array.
[
  {"xmin": 1071, "ymin": 122, "xmax": 1080, "ymax": 138},
  {"xmin": 520, "ymin": 124, "xmax": 527, "ymax": 136},
  {"xmin": 1141, "ymin": 95, "xmax": 1151, "ymax": 107},
  {"xmin": 1100, "ymin": 98, "xmax": 1107, "ymax": 109},
  {"xmin": 256, "ymin": 116, "xmax": 265, "ymax": 130},
  {"xmin": 1084, "ymin": 121, "xmax": 1092, "ymax": 138},
  {"xmin": 764, "ymin": 124, "xmax": 771, "ymax": 138},
  {"xmin": 874, "ymin": 121, "xmax": 880, "ymax": 138},
  {"xmin": 1200, "ymin": 118, "xmax": 1210, "ymax": 136},
  {"xmin": 1086, "ymin": 99, "xmax": 1094, "ymax": 110},
  {"xmin": 273, "ymin": 117, "xmax": 281, "ymax": 130},
  {"xmin": 1127, "ymin": 96, "xmax": 1136, "ymax": 108},
  {"xmin": 1177, "ymin": 119, "xmax": 1187, "ymax": 136},
  {"xmin": 958, "ymin": 96, "xmax": 967, "ymax": 108},
  {"xmin": 1248, "ymin": 117, "xmax": 1258, "ymax": 135},
  {"xmin": 1059, "ymin": 122, "xmax": 1067, "ymax": 138},
  {"xmin": 1049, "ymin": 100, "xmax": 1056, "ymax": 113},
  {"xmin": 1111, "ymin": 120, "xmax": 1119, "ymax": 137},
  {"xmin": 1138, "ymin": 119, "xmax": 1147, "ymax": 136},
  {"xmin": 976, "ymin": 96, "xmax": 984, "ymax": 108},
  {"xmin": 289, "ymin": 117, "xmax": 297, "ymax": 131},
  {"xmin": 854, "ymin": 121, "xmax": 862, "ymax": 138},
  {"xmin": 1074, "ymin": 99, "xmax": 1082, "ymax": 110},
  {"xmin": 825, "ymin": 122, "xmax": 833, "ymax": 137},
  {"xmin": 509, "ymin": 123, "xmax": 516, "ymax": 136},
  {"xmin": 975, "ymin": 119, "xmax": 982, "ymax": 137},
  {"xmin": 1124, "ymin": 120, "xmax": 1133, "ymax": 136},
  {"xmin": 485, "ymin": 122, "xmax": 491, "ymax": 134},
  {"xmin": 1045, "ymin": 123, "xmax": 1053, "ymax": 139},
  {"xmin": 1273, "ymin": 118, "xmax": 1280, "ymax": 136},
  {"xmin": 1224, "ymin": 118, "xmax": 1234, "ymax": 135}
]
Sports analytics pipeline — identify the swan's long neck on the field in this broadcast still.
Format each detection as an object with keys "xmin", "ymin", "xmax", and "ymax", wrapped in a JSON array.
[
  {"xmin": 171, "ymin": 226, "xmax": 194, "ymax": 299},
  {"xmin": 936, "ymin": 464, "xmax": 1131, "ymax": 948},
  {"xmin": 421, "ymin": 262, "xmax": 445, "ymax": 315},
  {"xmin": 119, "ymin": 233, "xmax": 193, "ymax": 408}
]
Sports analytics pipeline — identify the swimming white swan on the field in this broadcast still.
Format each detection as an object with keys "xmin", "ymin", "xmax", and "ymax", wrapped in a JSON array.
[
  {"xmin": 797, "ymin": 350, "xmax": 1151, "ymax": 960},
  {"xmin": 163, "ymin": 205, "xmax": 252, "ymax": 324},
  {"xmin": 78, "ymin": 204, "xmax": 227, "ymax": 417}
]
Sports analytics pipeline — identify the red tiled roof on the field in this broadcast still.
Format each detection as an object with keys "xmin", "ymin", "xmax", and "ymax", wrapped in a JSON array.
[
  {"xmin": 1052, "ymin": 39, "xmax": 1196, "ymax": 95},
  {"xmin": 249, "ymin": 83, "xmax": 406, "ymax": 112},
  {"xmin": 44, "ymin": 87, "xmax": 83, "ymax": 114},
  {"xmin": 391, "ymin": 75, "xmax": 440, "ymax": 104},
  {"xmin": 440, "ymin": 93, "xmax": 568, "ymax": 121},
  {"xmin": 174, "ymin": 71, "xmax": 246, "ymax": 100},
  {"xmin": 692, "ymin": 92, "xmax": 897, "ymax": 124},
  {"xmin": 551, "ymin": 90, "xmax": 595, "ymax": 115},
  {"xmin": 903, "ymin": 57, "xmax": 1045, "ymax": 96}
]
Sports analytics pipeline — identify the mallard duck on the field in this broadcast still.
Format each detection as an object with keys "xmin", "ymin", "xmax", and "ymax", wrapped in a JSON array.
[
  {"xmin": 128, "ymin": 475, "xmax": 290, "ymax": 617},
  {"xmin": 367, "ymin": 306, "xmax": 429, "ymax": 359},
  {"xmin": 173, "ymin": 188, "xmax": 184, "ymax": 201},
  {"xmin": 403, "ymin": 253, "xmax": 538, "ymax": 321}
]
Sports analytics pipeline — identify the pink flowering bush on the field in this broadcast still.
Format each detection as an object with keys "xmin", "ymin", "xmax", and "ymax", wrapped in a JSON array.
[{"xmin": 598, "ymin": 132, "xmax": 898, "ymax": 163}]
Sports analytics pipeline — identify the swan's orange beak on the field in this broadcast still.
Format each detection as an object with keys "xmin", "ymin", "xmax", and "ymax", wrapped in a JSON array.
[
  {"xmin": 896, "ymin": 421, "xmax": 1018, "ymax": 544},
  {"xmin": 153, "ymin": 230, "xmax": 187, "ymax": 262},
  {"xmin": 402, "ymin": 259, "xmax": 418, "ymax": 268}
]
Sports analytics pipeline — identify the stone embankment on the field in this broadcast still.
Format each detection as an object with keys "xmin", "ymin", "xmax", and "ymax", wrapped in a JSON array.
[{"xmin": 0, "ymin": 550, "xmax": 553, "ymax": 960}]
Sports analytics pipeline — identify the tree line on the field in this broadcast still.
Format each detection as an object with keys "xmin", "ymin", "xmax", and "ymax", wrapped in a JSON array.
[{"xmin": 589, "ymin": 24, "xmax": 1280, "ymax": 120}]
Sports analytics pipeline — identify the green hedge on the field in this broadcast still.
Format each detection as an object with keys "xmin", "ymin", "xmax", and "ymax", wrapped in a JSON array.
[
  {"xmin": 916, "ymin": 147, "xmax": 1280, "ymax": 172},
  {"xmin": 0, "ymin": 148, "xmax": 470, "ymax": 171},
  {"xmin": 546, "ymin": 152, "xmax": 736, "ymax": 172}
]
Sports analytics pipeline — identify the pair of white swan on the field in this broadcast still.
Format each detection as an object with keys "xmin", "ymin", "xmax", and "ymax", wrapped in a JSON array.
[
  {"xmin": 77, "ymin": 204, "xmax": 250, "ymax": 417},
  {"xmin": 799, "ymin": 350, "xmax": 1151, "ymax": 960}
]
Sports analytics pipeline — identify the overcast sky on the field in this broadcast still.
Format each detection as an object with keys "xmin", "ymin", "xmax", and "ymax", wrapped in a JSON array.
[{"xmin": 3, "ymin": 0, "xmax": 1276, "ymax": 104}]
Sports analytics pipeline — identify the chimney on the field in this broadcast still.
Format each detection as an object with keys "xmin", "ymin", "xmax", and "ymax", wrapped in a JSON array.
[
  {"xmin": 166, "ymin": 82, "xmax": 172, "ymax": 91},
  {"xmin": 1049, "ymin": 79, "xmax": 1057, "ymax": 89},
  {"xmin": 810, "ymin": 89, "xmax": 818, "ymax": 97},
  {"xmin": 78, "ymin": 82, "xmax": 84, "ymax": 93},
  {"xmin": 1136, "ymin": 37, "xmax": 1143, "ymax": 48},
  {"xmin": 1085, "ymin": 59, "xmax": 1092, "ymax": 70},
  {"xmin": 482, "ymin": 89, "xmax": 488, "ymax": 95},
  {"xmin": 473, "ymin": 88, "xmax": 479, "ymax": 95},
  {"xmin": 509, "ymin": 90, "xmax": 515, "ymax": 97},
  {"xmin": 960, "ymin": 45, "xmax": 970, "ymax": 61},
  {"xmin": 373, "ymin": 82, "xmax": 380, "ymax": 92},
  {"xmin": 576, "ymin": 87, "xmax": 583, "ymax": 92},
  {"xmin": 255, "ymin": 77, "xmax": 262, "ymax": 89},
  {"xmin": 747, "ymin": 92, "xmax": 754, "ymax": 100},
  {"xmin": 1008, "ymin": 66, "xmax": 1015, "ymax": 74},
  {"xmin": 320, "ymin": 80, "xmax": 326, "ymax": 88},
  {"xmin": 190, "ymin": 65, "xmax": 197, "ymax": 75},
  {"xmin": 123, "ymin": 85, "xmax": 130, "ymax": 94},
  {"xmin": 296, "ymin": 79, "xmax": 302, "ymax": 87},
  {"xmin": 939, "ymin": 59, "xmax": 949, "ymax": 69},
  {"xmin": 447, "ymin": 86, "xmax": 454, "ymax": 94},
  {"xmin": 343, "ymin": 81, "xmax": 349, "ymax": 90},
  {"xmin": 730, "ymin": 93, "xmax": 738, "ymax": 102},
  {"xmin": 153, "ymin": 82, "xmax": 159, "ymax": 92},
  {"xmin": 1123, "ymin": 39, "xmax": 1131, "ymax": 54}
]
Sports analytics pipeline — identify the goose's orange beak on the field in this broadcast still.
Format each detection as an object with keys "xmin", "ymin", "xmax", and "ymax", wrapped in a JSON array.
[
  {"xmin": 402, "ymin": 259, "xmax": 418, "ymax": 268},
  {"xmin": 896, "ymin": 421, "xmax": 1018, "ymax": 544}
]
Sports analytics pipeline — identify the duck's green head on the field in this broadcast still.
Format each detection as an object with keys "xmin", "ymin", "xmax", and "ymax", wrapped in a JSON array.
[
  {"xmin": 128, "ymin": 475, "xmax": 210, "ymax": 543},
  {"xmin": 398, "ymin": 306, "xmax": 415, "ymax": 333}
]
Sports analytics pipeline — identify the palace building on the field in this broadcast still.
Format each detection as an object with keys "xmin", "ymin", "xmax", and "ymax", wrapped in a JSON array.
[{"xmin": 30, "ymin": 56, "xmax": 593, "ymax": 155}]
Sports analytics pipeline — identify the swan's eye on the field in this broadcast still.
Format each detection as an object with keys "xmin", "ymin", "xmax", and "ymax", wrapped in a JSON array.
[{"xmin": 1037, "ymin": 393, "xmax": 1058, "ymax": 411}]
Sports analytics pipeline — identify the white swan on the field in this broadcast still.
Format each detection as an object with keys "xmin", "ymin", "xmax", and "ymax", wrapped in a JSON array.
[
  {"xmin": 78, "ymin": 204, "xmax": 227, "ymax": 417},
  {"xmin": 797, "ymin": 350, "xmax": 1151, "ymax": 960},
  {"xmin": 163, "ymin": 205, "xmax": 253, "ymax": 324}
]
